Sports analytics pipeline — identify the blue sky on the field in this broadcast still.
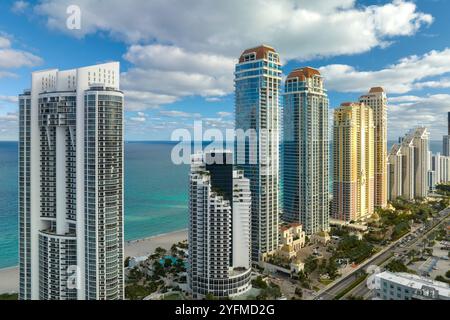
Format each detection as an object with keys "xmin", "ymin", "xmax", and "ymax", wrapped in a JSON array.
[{"xmin": 1, "ymin": 0, "xmax": 450, "ymax": 141}]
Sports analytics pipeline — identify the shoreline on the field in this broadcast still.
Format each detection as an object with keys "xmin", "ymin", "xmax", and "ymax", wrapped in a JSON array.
[
  {"xmin": 125, "ymin": 228, "xmax": 188, "ymax": 246},
  {"xmin": 0, "ymin": 228, "xmax": 188, "ymax": 294}
]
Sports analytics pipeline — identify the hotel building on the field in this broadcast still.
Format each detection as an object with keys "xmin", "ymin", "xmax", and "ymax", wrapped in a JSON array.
[
  {"xmin": 370, "ymin": 271, "xmax": 450, "ymax": 300},
  {"xmin": 188, "ymin": 151, "xmax": 252, "ymax": 299},
  {"xmin": 235, "ymin": 45, "xmax": 281, "ymax": 262},
  {"xmin": 282, "ymin": 67, "xmax": 330, "ymax": 234},
  {"xmin": 387, "ymin": 127, "xmax": 429, "ymax": 200},
  {"xmin": 332, "ymin": 102, "xmax": 375, "ymax": 222},
  {"xmin": 359, "ymin": 87, "xmax": 388, "ymax": 208},
  {"xmin": 19, "ymin": 62, "xmax": 124, "ymax": 300}
]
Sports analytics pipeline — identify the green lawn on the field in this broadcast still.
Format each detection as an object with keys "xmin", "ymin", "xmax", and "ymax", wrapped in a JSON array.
[
  {"xmin": 0, "ymin": 293, "xmax": 18, "ymax": 300},
  {"xmin": 319, "ymin": 279, "xmax": 333, "ymax": 285},
  {"xmin": 163, "ymin": 292, "xmax": 183, "ymax": 300}
]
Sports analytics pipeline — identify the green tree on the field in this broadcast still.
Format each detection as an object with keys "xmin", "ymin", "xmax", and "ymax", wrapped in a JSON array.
[
  {"xmin": 304, "ymin": 255, "xmax": 318, "ymax": 274},
  {"xmin": 164, "ymin": 258, "xmax": 173, "ymax": 268},
  {"xmin": 170, "ymin": 244, "xmax": 178, "ymax": 256},
  {"xmin": 267, "ymin": 283, "xmax": 282, "ymax": 299},
  {"xmin": 385, "ymin": 259, "xmax": 408, "ymax": 273},
  {"xmin": 256, "ymin": 292, "xmax": 268, "ymax": 300},
  {"xmin": 174, "ymin": 258, "xmax": 185, "ymax": 272},
  {"xmin": 154, "ymin": 247, "xmax": 167, "ymax": 257},
  {"xmin": 251, "ymin": 276, "xmax": 268, "ymax": 289},
  {"xmin": 204, "ymin": 293, "xmax": 217, "ymax": 300},
  {"xmin": 435, "ymin": 275, "xmax": 450, "ymax": 284},
  {"xmin": 295, "ymin": 287, "xmax": 303, "ymax": 298},
  {"xmin": 0, "ymin": 293, "xmax": 18, "ymax": 300},
  {"xmin": 153, "ymin": 260, "xmax": 166, "ymax": 277},
  {"xmin": 327, "ymin": 259, "xmax": 339, "ymax": 279}
]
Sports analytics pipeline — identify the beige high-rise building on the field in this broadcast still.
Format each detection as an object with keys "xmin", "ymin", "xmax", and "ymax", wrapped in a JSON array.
[
  {"xmin": 359, "ymin": 87, "xmax": 387, "ymax": 208},
  {"xmin": 387, "ymin": 127, "xmax": 430, "ymax": 201},
  {"xmin": 332, "ymin": 102, "xmax": 375, "ymax": 222}
]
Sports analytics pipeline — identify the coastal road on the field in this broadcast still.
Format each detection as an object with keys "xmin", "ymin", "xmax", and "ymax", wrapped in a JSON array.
[
  {"xmin": 314, "ymin": 248, "xmax": 394, "ymax": 300},
  {"xmin": 314, "ymin": 206, "xmax": 450, "ymax": 300},
  {"xmin": 341, "ymin": 207, "xmax": 450, "ymax": 300}
]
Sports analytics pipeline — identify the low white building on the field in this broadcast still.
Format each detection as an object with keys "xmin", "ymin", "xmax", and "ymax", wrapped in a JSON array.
[
  {"xmin": 429, "ymin": 152, "xmax": 450, "ymax": 191},
  {"xmin": 370, "ymin": 271, "xmax": 450, "ymax": 300}
]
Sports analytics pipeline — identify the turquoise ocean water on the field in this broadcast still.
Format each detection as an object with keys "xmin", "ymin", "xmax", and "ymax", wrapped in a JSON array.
[
  {"xmin": 0, "ymin": 141, "xmax": 190, "ymax": 269},
  {"xmin": 0, "ymin": 140, "xmax": 443, "ymax": 269}
]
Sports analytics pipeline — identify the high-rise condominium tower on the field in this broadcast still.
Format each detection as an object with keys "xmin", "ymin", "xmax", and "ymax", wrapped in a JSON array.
[
  {"xmin": 431, "ymin": 153, "xmax": 450, "ymax": 185},
  {"xmin": 359, "ymin": 87, "xmax": 387, "ymax": 208},
  {"xmin": 188, "ymin": 151, "xmax": 252, "ymax": 299},
  {"xmin": 387, "ymin": 127, "xmax": 429, "ymax": 200},
  {"xmin": 442, "ymin": 112, "xmax": 450, "ymax": 156},
  {"xmin": 332, "ymin": 103, "xmax": 375, "ymax": 222},
  {"xmin": 283, "ymin": 67, "xmax": 329, "ymax": 235},
  {"xmin": 19, "ymin": 62, "xmax": 124, "ymax": 300},
  {"xmin": 235, "ymin": 45, "xmax": 281, "ymax": 262}
]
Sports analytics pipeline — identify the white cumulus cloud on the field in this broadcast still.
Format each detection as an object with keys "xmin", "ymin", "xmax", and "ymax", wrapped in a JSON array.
[
  {"xmin": 320, "ymin": 48, "xmax": 450, "ymax": 94},
  {"xmin": 388, "ymin": 94, "xmax": 450, "ymax": 140},
  {"xmin": 0, "ymin": 36, "xmax": 42, "ymax": 69},
  {"xmin": 33, "ymin": 0, "xmax": 432, "ymax": 60},
  {"xmin": 29, "ymin": 0, "xmax": 434, "ymax": 112}
]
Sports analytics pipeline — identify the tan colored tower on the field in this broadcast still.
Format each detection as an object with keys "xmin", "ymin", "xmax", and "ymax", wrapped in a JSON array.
[
  {"xmin": 359, "ymin": 87, "xmax": 387, "ymax": 208},
  {"xmin": 387, "ymin": 127, "xmax": 429, "ymax": 201},
  {"xmin": 332, "ymin": 102, "xmax": 375, "ymax": 222}
]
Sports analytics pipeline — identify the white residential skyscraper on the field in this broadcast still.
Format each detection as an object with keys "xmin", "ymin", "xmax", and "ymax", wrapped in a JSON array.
[
  {"xmin": 429, "ymin": 152, "xmax": 450, "ymax": 190},
  {"xmin": 387, "ymin": 127, "xmax": 429, "ymax": 201},
  {"xmin": 282, "ymin": 67, "xmax": 330, "ymax": 234},
  {"xmin": 188, "ymin": 151, "xmax": 252, "ymax": 299},
  {"xmin": 235, "ymin": 45, "xmax": 281, "ymax": 262},
  {"xmin": 19, "ymin": 62, "xmax": 124, "ymax": 300}
]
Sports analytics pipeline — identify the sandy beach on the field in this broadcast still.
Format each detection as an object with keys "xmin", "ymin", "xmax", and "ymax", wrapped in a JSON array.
[
  {"xmin": 0, "ymin": 229, "xmax": 188, "ymax": 294},
  {"xmin": 124, "ymin": 229, "xmax": 188, "ymax": 258},
  {"xmin": 0, "ymin": 267, "xmax": 19, "ymax": 295}
]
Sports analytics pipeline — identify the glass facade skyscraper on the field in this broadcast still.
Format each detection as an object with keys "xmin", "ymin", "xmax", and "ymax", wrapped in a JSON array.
[
  {"xmin": 282, "ymin": 67, "xmax": 330, "ymax": 235},
  {"xmin": 235, "ymin": 45, "xmax": 281, "ymax": 262}
]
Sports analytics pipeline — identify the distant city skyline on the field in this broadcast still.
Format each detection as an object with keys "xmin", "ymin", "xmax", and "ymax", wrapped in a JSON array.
[{"xmin": 1, "ymin": 1, "xmax": 450, "ymax": 141}]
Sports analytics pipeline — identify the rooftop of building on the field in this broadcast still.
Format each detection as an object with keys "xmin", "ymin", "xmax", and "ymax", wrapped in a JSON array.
[
  {"xmin": 369, "ymin": 87, "xmax": 385, "ymax": 93},
  {"xmin": 239, "ymin": 45, "xmax": 277, "ymax": 63},
  {"xmin": 339, "ymin": 101, "xmax": 362, "ymax": 107},
  {"xmin": 389, "ymin": 143, "xmax": 402, "ymax": 155},
  {"xmin": 31, "ymin": 61, "xmax": 120, "ymax": 75},
  {"xmin": 403, "ymin": 127, "xmax": 429, "ymax": 141},
  {"xmin": 376, "ymin": 271, "xmax": 450, "ymax": 298},
  {"xmin": 286, "ymin": 67, "xmax": 321, "ymax": 81},
  {"xmin": 280, "ymin": 222, "xmax": 303, "ymax": 232}
]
